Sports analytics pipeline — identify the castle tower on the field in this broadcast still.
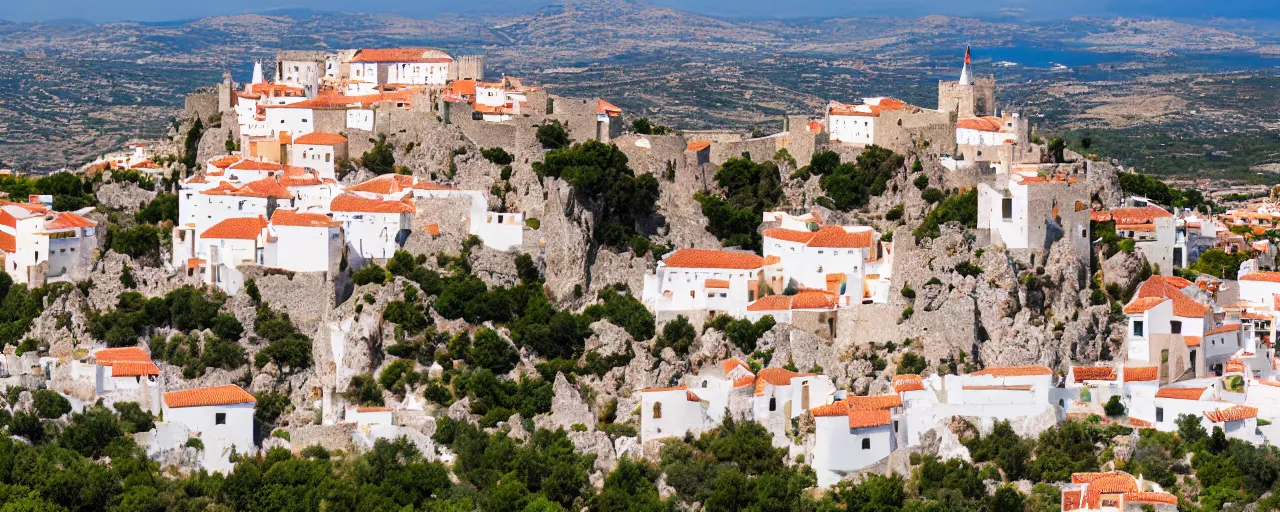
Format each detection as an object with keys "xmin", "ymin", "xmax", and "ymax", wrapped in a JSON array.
[
  {"xmin": 251, "ymin": 61, "xmax": 264, "ymax": 84},
  {"xmin": 937, "ymin": 46, "xmax": 995, "ymax": 118}
]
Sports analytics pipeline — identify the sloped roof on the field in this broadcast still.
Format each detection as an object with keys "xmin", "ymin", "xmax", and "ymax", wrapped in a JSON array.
[
  {"xmin": 753, "ymin": 368, "xmax": 815, "ymax": 396},
  {"xmin": 330, "ymin": 193, "xmax": 416, "ymax": 214},
  {"xmin": 292, "ymin": 132, "xmax": 348, "ymax": 145},
  {"xmin": 1109, "ymin": 205, "xmax": 1173, "ymax": 225},
  {"xmin": 1206, "ymin": 323, "xmax": 1241, "ymax": 336},
  {"xmin": 163, "ymin": 385, "xmax": 256, "ymax": 408},
  {"xmin": 664, "ymin": 249, "xmax": 765, "ymax": 270},
  {"xmin": 1154, "ymin": 387, "xmax": 1207, "ymax": 400},
  {"xmin": 1123, "ymin": 296, "xmax": 1167, "ymax": 314},
  {"xmin": 201, "ymin": 216, "xmax": 268, "ymax": 240},
  {"xmin": 350, "ymin": 47, "xmax": 452, "ymax": 63},
  {"xmin": 969, "ymin": 365, "xmax": 1053, "ymax": 377},
  {"xmin": 1131, "ymin": 275, "xmax": 1210, "ymax": 318},
  {"xmin": 45, "ymin": 212, "xmax": 97, "ymax": 230},
  {"xmin": 271, "ymin": 208, "xmax": 340, "ymax": 228},
  {"xmin": 1204, "ymin": 405, "xmax": 1258, "ymax": 423},
  {"xmin": 892, "ymin": 374, "xmax": 924, "ymax": 392},
  {"xmin": 346, "ymin": 174, "xmax": 456, "ymax": 195},
  {"xmin": 746, "ymin": 289, "xmax": 840, "ymax": 311},
  {"xmin": 956, "ymin": 116, "xmax": 1008, "ymax": 132},
  {"xmin": 1072, "ymin": 366, "xmax": 1117, "ymax": 383},
  {"xmin": 1122, "ymin": 366, "xmax": 1159, "ymax": 382}
]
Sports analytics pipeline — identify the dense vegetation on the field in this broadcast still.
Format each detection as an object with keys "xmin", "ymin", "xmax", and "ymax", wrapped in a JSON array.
[
  {"xmin": 696, "ymin": 154, "xmax": 784, "ymax": 251},
  {"xmin": 534, "ymin": 141, "xmax": 660, "ymax": 251},
  {"xmin": 914, "ymin": 189, "xmax": 979, "ymax": 239},
  {"xmin": 811, "ymin": 146, "xmax": 903, "ymax": 211},
  {"xmin": 1117, "ymin": 171, "xmax": 1211, "ymax": 211},
  {"xmin": 362, "ymin": 134, "xmax": 397, "ymax": 175}
]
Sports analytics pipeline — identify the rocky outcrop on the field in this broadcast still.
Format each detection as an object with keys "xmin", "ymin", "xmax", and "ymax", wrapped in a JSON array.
[
  {"xmin": 534, "ymin": 373, "xmax": 596, "ymax": 432},
  {"xmin": 96, "ymin": 179, "xmax": 159, "ymax": 211}
]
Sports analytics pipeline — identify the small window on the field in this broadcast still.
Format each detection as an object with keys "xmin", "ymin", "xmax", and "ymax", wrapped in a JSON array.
[
  {"xmin": 215, "ymin": 412, "xmax": 226, "ymax": 425},
  {"xmin": 652, "ymin": 402, "xmax": 662, "ymax": 419},
  {"xmin": 1170, "ymin": 320, "xmax": 1182, "ymax": 334},
  {"xmin": 1001, "ymin": 197, "xmax": 1013, "ymax": 220},
  {"xmin": 769, "ymin": 397, "xmax": 776, "ymax": 411},
  {"xmin": 1133, "ymin": 320, "xmax": 1145, "ymax": 337},
  {"xmin": 1156, "ymin": 407, "xmax": 1164, "ymax": 423},
  {"xmin": 861, "ymin": 438, "xmax": 871, "ymax": 449},
  {"xmin": 702, "ymin": 381, "xmax": 708, "ymax": 388}
]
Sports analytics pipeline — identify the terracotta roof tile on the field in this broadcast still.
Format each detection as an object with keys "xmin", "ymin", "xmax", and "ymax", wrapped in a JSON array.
[
  {"xmin": 330, "ymin": 193, "xmax": 416, "ymax": 214},
  {"xmin": 957, "ymin": 116, "xmax": 1008, "ymax": 132},
  {"xmin": 970, "ymin": 365, "xmax": 1053, "ymax": 377},
  {"xmin": 163, "ymin": 385, "xmax": 256, "ymax": 408},
  {"xmin": 1123, "ymin": 366, "xmax": 1159, "ymax": 382},
  {"xmin": 640, "ymin": 384, "xmax": 687, "ymax": 393},
  {"xmin": 733, "ymin": 376, "xmax": 756, "ymax": 388},
  {"xmin": 209, "ymin": 155, "xmax": 241, "ymax": 169},
  {"xmin": 1123, "ymin": 296, "xmax": 1167, "ymax": 314},
  {"xmin": 847, "ymin": 409, "xmax": 891, "ymax": 429},
  {"xmin": 686, "ymin": 391, "xmax": 702, "ymax": 402},
  {"xmin": 1061, "ymin": 489, "xmax": 1083, "ymax": 512},
  {"xmin": 111, "ymin": 361, "xmax": 161, "ymax": 377},
  {"xmin": 45, "ymin": 212, "xmax": 97, "ymax": 230},
  {"xmin": 746, "ymin": 295, "xmax": 793, "ymax": 311},
  {"xmin": 892, "ymin": 374, "xmax": 924, "ymax": 393},
  {"xmin": 1154, "ymin": 387, "xmax": 1206, "ymax": 400},
  {"xmin": 1110, "ymin": 205, "xmax": 1173, "ymax": 225},
  {"xmin": 597, "ymin": 99, "xmax": 622, "ymax": 116},
  {"xmin": 806, "ymin": 226, "xmax": 874, "ymax": 248},
  {"xmin": 1128, "ymin": 418, "xmax": 1154, "ymax": 428},
  {"xmin": 1072, "ymin": 366, "xmax": 1117, "ymax": 383},
  {"xmin": 1242, "ymin": 272, "xmax": 1280, "ymax": 283},
  {"xmin": 292, "ymin": 132, "xmax": 347, "ymax": 145},
  {"xmin": 1133, "ymin": 276, "xmax": 1209, "ymax": 318},
  {"xmin": 686, "ymin": 141, "xmax": 711, "ymax": 152},
  {"xmin": 763, "ymin": 227, "xmax": 817, "ymax": 244},
  {"xmin": 1204, "ymin": 405, "xmax": 1258, "ymax": 423},
  {"xmin": 1124, "ymin": 492, "xmax": 1178, "ymax": 505},
  {"xmin": 746, "ymin": 289, "xmax": 840, "ymax": 311},
  {"xmin": 664, "ymin": 249, "xmax": 765, "ymax": 270},
  {"xmin": 1183, "ymin": 335, "xmax": 1202, "ymax": 347},
  {"xmin": 95, "ymin": 347, "xmax": 153, "ymax": 365},
  {"xmin": 705, "ymin": 279, "xmax": 730, "ymax": 289},
  {"xmin": 0, "ymin": 231, "xmax": 14, "ymax": 253},
  {"xmin": 351, "ymin": 48, "xmax": 452, "ymax": 63},
  {"xmin": 1206, "ymin": 324, "xmax": 1241, "ymax": 336},
  {"xmin": 270, "ymin": 209, "xmax": 340, "ymax": 228},
  {"xmin": 721, "ymin": 358, "xmax": 750, "ymax": 375},
  {"xmin": 753, "ymin": 368, "xmax": 814, "ymax": 396},
  {"xmin": 347, "ymin": 174, "xmax": 456, "ymax": 195},
  {"xmin": 201, "ymin": 216, "xmax": 268, "ymax": 240},
  {"xmin": 845, "ymin": 394, "xmax": 903, "ymax": 410}
]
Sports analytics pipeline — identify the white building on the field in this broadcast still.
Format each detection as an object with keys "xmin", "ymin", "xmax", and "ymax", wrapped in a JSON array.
[
  {"xmin": 977, "ymin": 168, "xmax": 1092, "ymax": 263},
  {"xmin": 264, "ymin": 209, "xmax": 343, "ymax": 273},
  {"xmin": 348, "ymin": 48, "xmax": 453, "ymax": 90},
  {"xmin": 641, "ymin": 249, "xmax": 781, "ymax": 317},
  {"xmin": 894, "ymin": 366, "xmax": 1057, "ymax": 449},
  {"xmin": 161, "ymin": 385, "xmax": 257, "ymax": 473},
  {"xmin": 329, "ymin": 193, "xmax": 414, "ymax": 263},
  {"xmin": 173, "ymin": 177, "xmax": 293, "ymax": 272},
  {"xmin": 762, "ymin": 224, "xmax": 893, "ymax": 304},
  {"xmin": 1129, "ymin": 384, "xmax": 1262, "ymax": 443},
  {"xmin": 195, "ymin": 216, "xmax": 269, "ymax": 295},
  {"xmin": 344, "ymin": 406, "xmax": 394, "ymax": 427},
  {"xmin": 1121, "ymin": 275, "xmax": 1210, "ymax": 380},
  {"xmin": 0, "ymin": 200, "xmax": 98, "ymax": 285},
  {"xmin": 955, "ymin": 115, "xmax": 1021, "ymax": 147},
  {"xmin": 88, "ymin": 347, "xmax": 162, "ymax": 412},
  {"xmin": 812, "ymin": 397, "xmax": 897, "ymax": 488},
  {"xmin": 1098, "ymin": 199, "xmax": 1176, "ymax": 275},
  {"xmin": 1061, "ymin": 471, "xmax": 1178, "ymax": 512},
  {"xmin": 826, "ymin": 98, "xmax": 908, "ymax": 145},
  {"xmin": 639, "ymin": 384, "xmax": 708, "ymax": 443},
  {"xmin": 345, "ymin": 174, "xmax": 523, "ymax": 251},
  {"xmin": 289, "ymin": 132, "xmax": 348, "ymax": 180}
]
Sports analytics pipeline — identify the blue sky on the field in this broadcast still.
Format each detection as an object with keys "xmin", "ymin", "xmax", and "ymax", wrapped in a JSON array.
[{"xmin": 1, "ymin": 0, "xmax": 1274, "ymax": 23}]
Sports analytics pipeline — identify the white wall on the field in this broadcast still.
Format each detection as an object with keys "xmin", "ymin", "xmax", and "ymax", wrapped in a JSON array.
[
  {"xmin": 333, "ymin": 211, "xmax": 409, "ymax": 261},
  {"xmin": 813, "ymin": 420, "xmax": 893, "ymax": 488},
  {"xmin": 828, "ymin": 114, "xmax": 875, "ymax": 145},
  {"xmin": 161, "ymin": 402, "xmax": 255, "ymax": 473},
  {"xmin": 640, "ymin": 389, "xmax": 705, "ymax": 443},
  {"xmin": 263, "ymin": 107, "xmax": 315, "ymax": 138},
  {"xmin": 266, "ymin": 225, "xmax": 341, "ymax": 272},
  {"xmin": 290, "ymin": 144, "xmax": 337, "ymax": 179}
]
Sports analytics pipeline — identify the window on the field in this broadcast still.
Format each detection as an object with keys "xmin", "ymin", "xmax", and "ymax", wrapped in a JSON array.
[
  {"xmin": 769, "ymin": 397, "xmax": 776, "ymax": 411},
  {"xmin": 1156, "ymin": 407, "xmax": 1164, "ymax": 422},
  {"xmin": 1001, "ymin": 197, "xmax": 1013, "ymax": 220},
  {"xmin": 652, "ymin": 402, "xmax": 662, "ymax": 419},
  {"xmin": 861, "ymin": 438, "xmax": 871, "ymax": 449},
  {"xmin": 702, "ymin": 381, "xmax": 708, "ymax": 388},
  {"xmin": 1170, "ymin": 320, "xmax": 1182, "ymax": 334},
  {"xmin": 215, "ymin": 413, "xmax": 226, "ymax": 425},
  {"xmin": 1133, "ymin": 320, "xmax": 1144, "ymax": 337}
]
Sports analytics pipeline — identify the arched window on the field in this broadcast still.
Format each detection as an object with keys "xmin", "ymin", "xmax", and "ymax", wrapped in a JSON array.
[
  {"xmin": 769, "ymin": 397, "xmax": 777, "ymax": 411},
  {"xmin": 701, "ymin": 381, "xmax": 708, "ymax": 388},
  {"xmin": 652, "ymin": 402, "xmax": 662, "ymax": 419}
]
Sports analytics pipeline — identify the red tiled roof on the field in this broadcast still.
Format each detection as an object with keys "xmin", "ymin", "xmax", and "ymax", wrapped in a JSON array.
[
  {"xmin": 597, "ymin": 99, "xmax": 622, "ymax": 116},
  {"xmin": 347, "ymin": 174, "xmax": 455, "ymax": 195},
  {"xmin": 640, "ymin": 384, "xmax": 686, "ymax": 393},
  {"xmin": 1072, "ymin": 366, "xmax": 1116, "ymax": 383},
  {"xmin": 1206, "ymin": 324, "xmax": 1241, "ymax": 336},
  {"xmin": 45, "ymin": 212, "xmax": 97, "ymax": 230},
  {"xmin": 330, "ymin": 193, "xmax": 416, "ymax": 214},
  {"xmin": 1240, "ymin": 271, "xmax": 1280, "ymax": 283},
  {"xmin": 350, "ymin": 48, "xmax": 452, "ymax": 63},
  {"xmin": 163, "ymin": 385, "xmax": 256, "ymax": 408},
  {"xmin": 686, "ymin": 391, "xmax": 701, "ymax": 402},
  {"xmin": 1123, "ymin": 366, "xmax": 1159, "ymax": 382},
  {"xmin": 721, "ymin": 358, "xmax": 750, "ymax": 376},
  {"xmin": 687, "ymin": 141, "xmax": 711, "ymax": 152},
  {"xmin": 753, "ymin": 368, "xmax": 814, "ymax": 396},
  {"xmin": 1110, "ymin": 205, "xmax": 1173, "ymax": 225},
  {"xmin": 111, "ymin": 361, "xmax": 161, "ymax": 377},
  {"xmin": 95, "ymin": 347, "xmax": 153, "ymax": 365},
  {"xmin": 1123, "ymin": 296, "xmax": 1167, "ymax": 314},
  {"xmin": 763, "ymin": 227, "xmax": 817, "ymax": 243},
  {"xmin": 705, "ymin": 279, "xmax": 730, "ymax": 289},
  {"xmin": 1132, "ymin": 276, "xmax": 1210, "ymax": 318},
  {"xmin": 812, "ymin": 400, "xmax": 892, "ymax": 429},
  {"xmin": 209, "ymin": 155, "xmax": 241, "ymax": 169},
  {"xmin": 845, "ymin": 394, "xmax": 903, "ymax": 410},
  {"xmin": 733, "ymin": 376, "xmax": 756, "ymax": 388},
  {"xmin": 270, "ymin": 209, "xmax": 339, "ymax": 228},
  {"xmin": 746, "ymin": 289, "xmax": 840, "ymax": 311},
  {"xmin": 1061, "ymin": 490, "xmax": 1083, "ymax": 512},
  {"xmin": 292, "ymin": 132, "xmax": 347, "ymax": 145},
  {"xmin": 1204, "ymin": 405, "xmax": 1258, "ymax": 423},
  {"xmin": 956, "ymin": 116, "xmax": 1008, "ymax": 132},
  {"xmin": 201, "ymin": 216, "xmax": 268, "ymax": 240},
  {"xmin": 1184, "ymin": 335, "xmax": 1202, "ymax": 347},
  {"xmin": 970, "ymin": 365, "xmax": 1053, "ymax": 377},
  {"xmin": 893, "ymin": 374, "xmax": 924, "ymax": 393},
  {"xmin": 807, "ymin": 226, "xmax": 874, "ymax": 248},
  {"xmin": 1128, "ymin": 418, "xmax": 1154, "ymax": 428},
  {"xmin": 1124, "ymin": 492, "xmax": 1178, "ymax": 505},
  {"xmin": 1154, "ymin": 387, "xmax": 1206, "ymax": 400},
  {"xmin": 664, "ymin": 249, "xmax": 765, "ymax": 270},
  {"xmin": 0, "ymin": 231, "xmax": 14, "ymax": 253}
]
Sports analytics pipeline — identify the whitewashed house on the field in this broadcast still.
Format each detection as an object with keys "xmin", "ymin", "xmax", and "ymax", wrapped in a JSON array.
[
  {"xmin": 642, "ymin": 249, "xmax": 781, "ymax": 317},
  {"xmin": 1060, "ymin": 471, "xmax": 1178, "ymax": 512},
  {"xmin": 195, "ymin": 216, "xmax": 269, "ymax": 294},
  {"xmin": 348, "ymin": 48, "xmax": 453, "ymax": 90},
  {"xmin": 812, "ymin": 396, "xmax": 898, "ymax": 488},
  {"xmin": 87, "ymin": 347, "xmax": 162, "ymax": 412},
  {"xmin": 825, "ymin": 98, "xmax": 908, "ymax": 145},
  {"xmin": 329, "ymin": 193, "xmax": 414, "ymax": 263},
  {"xmin": 264, "ymin": 209, "xmax": 344, "ymax": 273},
  {"xmin": 161, "ymin": 385, "xmax": 257, "ymax": 473},
  {"xmin": 639, "ymin": 384, "xmax": 708, "ymax": 443},
  {"xmin": 344, "ymin": 406, "xmax": 394, "ymax": 427},
  {"xmin": 1097, "ymin": 199, "xmax": 1177, "ymax": 275},
  {"xmin": 1121, "ymin": 275, "xmax": 1211, "ymax": 381},
  {"xmin": 289, "ymin": 132, "xmax": 348, "ymax": 180},
  {"xmin": 762, "ymin": 224, "xmax": 893, "ymax": 304},
  {"xmin": 0, "ymin": 200, "xmax": 97, "ymax": 285},
  {"xmin": 894, "ymin": 366, "xmax": 1057, "ymax": 448}
]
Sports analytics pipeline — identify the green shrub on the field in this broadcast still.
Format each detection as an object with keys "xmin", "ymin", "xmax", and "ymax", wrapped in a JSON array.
[
  {"xmin": 481, "ymin": 147, "xmax": 514, "ymax": 165},
  {"xmin": 32, "ymin": 390, "xmax": 71, "ymax": 419}
]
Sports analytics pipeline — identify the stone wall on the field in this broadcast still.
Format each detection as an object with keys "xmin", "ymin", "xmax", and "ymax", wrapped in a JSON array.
[
  {"xmin": 548, "ymin": 95, "xmax": 604, "ymax": 143},
  {"xmin": 313, "ymin": 109, "xmax": 346, "ymax": 135},
  {"xmin": 184, "ymin": 92, "xmax": 219, "ymax": 123},
  {"xmin": 238, "ymin": 267, "xmax": 335, "ymax": 337},
  {"xmin": 873, "ymin": 107, "xmax": 957, "ymax": 157}
]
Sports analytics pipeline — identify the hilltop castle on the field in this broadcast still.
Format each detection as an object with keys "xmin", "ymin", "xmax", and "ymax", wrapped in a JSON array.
[{"xmin": 938, "ymin": 46, "xmax": 996, "ymax": 118}]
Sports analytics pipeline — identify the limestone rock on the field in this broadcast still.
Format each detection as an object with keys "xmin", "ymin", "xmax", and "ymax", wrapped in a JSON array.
[{"xmin": 533, "ymin": 373, "xmax": 595, "ymax": 432}]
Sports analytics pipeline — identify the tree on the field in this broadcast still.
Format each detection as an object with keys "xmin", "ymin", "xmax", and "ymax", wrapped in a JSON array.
[
  {"xmin": 212, "ymin": 313, "xmax": 244, "ymax": 341},
  {"xmin": 32, "ymin": 390, "xmax": 71, "ymax": 418},
  {"xmin": 536, "ymin": 121, "xmax": 570, "ymax": 150},
  {"xmin": 1191, "ymin": 249, "xmax": 1249, "ymax": 279},
  {"xmin": 656, "ymin": 316, "xmax": 696, "ymax": 355},
  {"xmin": 989, "ymin": 486, "xmax": 1026, "ymax": 512},
  {"xmin": 696, "ymin": 154, "xmax": 784, "ymax": 251},
  {"xmin": 1104, "ymin": 395, "xmax": 1126, "ymax": 417},
  {"xmin": 915, "ymin": 189, "xmax": 978, "ymax": 239},
  {"xmin": 481, "ymin": 147, "xmax": 514, "ymax": 165},
  {"xmin": 470, "ymin": 328, "xmax": 518, "ymax": 374},
  {"xmin": 135, "ymin": 193, "xmax": 179, "ymax": 225},
  {"xmin": 1048, "ymin": 137, "xmax": 1066, "ymax": 163},
  {"xmin": 362, "ymin": 134, "xmax": 396, "ymax": 175},
  {"xmin": 818, "ymin": 146, "xmax": 903, "ymax": 211},
  {"xmin": 532, "ymin": 141, "xmax": 659, "ymax": 250}
]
